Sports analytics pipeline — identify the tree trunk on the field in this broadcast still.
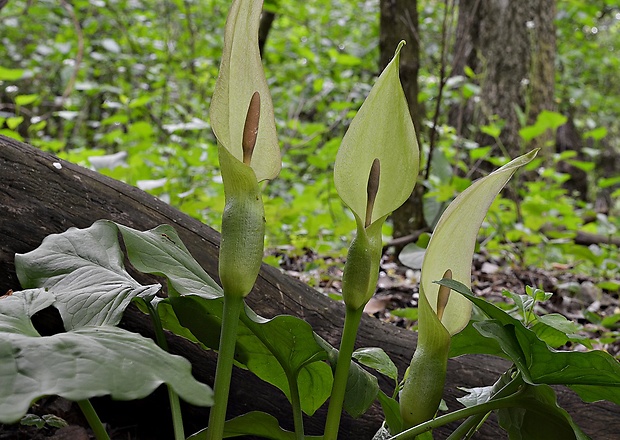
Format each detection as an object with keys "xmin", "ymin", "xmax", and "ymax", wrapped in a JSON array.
[
  {"xmin": 0, "ymin": 135, "xmax": 618, "ymax": 439},
  {"xmin": 258, "ymin": 10, "xmax": 276, "ymax": 56},
  {"xmin": 379, "ymin": 0, "xmax": 427, "ymax": 239},
  {"xmin": 451, "ymin": 0, "xmax": 556, "ymax": 157}
]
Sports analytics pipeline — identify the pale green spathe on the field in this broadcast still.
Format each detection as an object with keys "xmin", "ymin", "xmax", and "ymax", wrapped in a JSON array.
[
  {"xmin": 421, "ymin": 150, "xmax": 538, "ymax": 335},
  {"xmin": 210, "ymin": 0, "xmax": 280, "ymax": 182},
  {"xmin": 334, "ymin": 41, "xmax": 419, "ymax": 225}
]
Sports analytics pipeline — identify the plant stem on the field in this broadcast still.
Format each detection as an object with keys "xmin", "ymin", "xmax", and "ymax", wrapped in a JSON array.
[
  {"xmin": 206, "ymin": 294, "xmax": 244, "ymax": 440},
  {"xmin": 390, "ymin": 394, "xmax": 520, "ymax": 440},
  {"xmin": 447, "ymin": 372, "xmax": 524, "ymax": 440},
  {"xmin": 323, "ymin": 306, "xmax": 364, "ymax": 440},
  {"xmin": 77, "ymin": 399, "xmax": 110, "ymax": 440},
  {"xmin": 144, "ymin": 300, "xmax": 185, "ymax": 440},
  {"xmin": 287, "ymin": 373, "xmax": 305, "ymax": 440},
  {"xmin": 238, "ymin": 312, "xmax": 305, "ymax": 440}
]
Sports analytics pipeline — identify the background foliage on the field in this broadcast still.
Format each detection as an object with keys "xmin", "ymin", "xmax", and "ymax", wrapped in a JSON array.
[{"xmin": 0, "ymin": 0, "xmax": 618, "ymax": 278}]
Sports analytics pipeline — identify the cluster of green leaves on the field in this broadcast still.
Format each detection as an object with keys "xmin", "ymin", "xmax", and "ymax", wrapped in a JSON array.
[
  {"xmin": 3, "ymin": 220, "xmax": 619, "ymax": 439},
  {"xmin": 2, "ymin": 220, "xmax": 380, "ymax": 437}
]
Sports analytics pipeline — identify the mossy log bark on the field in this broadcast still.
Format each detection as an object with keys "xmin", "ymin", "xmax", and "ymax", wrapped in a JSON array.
[{"xmin": 0, "ymin": 135, "xmax": 618, "ymax": 439}]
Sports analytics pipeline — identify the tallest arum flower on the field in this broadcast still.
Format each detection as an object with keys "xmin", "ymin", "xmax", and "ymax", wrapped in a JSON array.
[
  {"xmin": 206, "ymin": 2, "xmax": 280, "ymax": 439},
  {"xmin": 210, "ymin": 0, "xmax": 280, "ymax": 182},
  {"xmin": 209, "ymin": 0, "xmax": 280, "ymax": 298}
]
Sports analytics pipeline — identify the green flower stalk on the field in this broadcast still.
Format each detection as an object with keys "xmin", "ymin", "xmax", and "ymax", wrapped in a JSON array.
[
  {"xmin": 324, "ymin": 41, "xmax": 420, "ymax": 440},
  {"xmin": 218, "ymin": 92, "xmax": 268, "ymax": 298},
  {"xmin": 207, "ymin": 1, "xmax": 280, "ymax": 439},
  {"xmin": 399, "ymin": 150, "xmax": 539, "ymax": 431}
]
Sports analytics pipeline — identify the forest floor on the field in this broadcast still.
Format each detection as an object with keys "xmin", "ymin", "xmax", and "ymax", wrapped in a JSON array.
[
  {"xmin": 272, "ymin": 247, "xmax": 620, "ymax": 357},
  {"xmin": 2, "ymin": 248, "xmax": 619, "ymax": 439}
]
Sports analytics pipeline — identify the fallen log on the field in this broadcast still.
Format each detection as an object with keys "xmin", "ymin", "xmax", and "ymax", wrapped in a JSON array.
[{"xmin": 0, "ymin": 135, "xmax": 618, "ymax": 439}]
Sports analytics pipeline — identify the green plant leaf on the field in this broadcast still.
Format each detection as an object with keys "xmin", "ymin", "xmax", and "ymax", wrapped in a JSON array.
[
  {"xmin": 115, "ymin": 221, "xmax": 376, "ymax": 416},
  {"xmin": 116, "ymin": 222, "xmax": 222, "ymax": 298},
  {"xmin": 41, "ymin": 414, "xmax": 68, "ymax": 429},
  {"xmin": 0, "ymin": 290, "xmax": 213, "ymax": 424},
  {"xmin": 438, "ymin": 278, "xmax": 620, "ymax": 405},
  {"xmin": 0, "ymin": 66, "xmax": 24, "ymax": 80},
  {"xmin": 398, "ymin": 242, "xmax": 426, "ymax": 270},
  {"xmin": 377, "ymin": 391, "xmax": 403, "ymax": 435},
  {"xmin": 457, "ymin": 385, "xmax": 494, "ymax": 407},
  {"xmin": 536, "ymin": 110, "xmax": 568, "ymax": 130},
  {"xmin": 20, "ymin": 414, "xmax": 45, "ymax": 429},
  {"xmin": 498, "ymin": 384, "xmax": 589, "ymax": 440},
  {"xmin": 583, "ymin": 126, "xmax": 607, "ymax": 140},
  {"xmin": 334, "ymin": 41, "xmax": 419, "ymax": 225},
  {"xmin": 15, "ymin": 220, "xmax": 161, "ymax": 330},
  {"xmin": 15, "ymin": 94, "xmax": 39, "ymax": 106},
  {"xmin": 170, "ymin": 294, "xmax": 333, "ymax": 416},
  {"xmin": 390, "ymin": 307, "xmax": 419, "ymax": 321},
  {"xmin": 532, "ymin": 314, "xmax": 586, "ymax": 349},
  {"xmin": 187, "ymin": 411, "xmax": 323, "ymax": 440},
  {"xmin": 449, "ymin": 320, "xmax": 508, "ymax": 359},
  {"xmin": 316, "ymin": 335, "xmax": 380, "ymax": 418},
  {"xmin": 415, "ymin": 150, "xmax": 538, "ymax": 335},
  {"xmin": 352, "ymin": 346, "xmax": 399, "ymax": 383},
  {"xmin": 210, "ymin": 0, "xmax": 280, "ymax": 182}
]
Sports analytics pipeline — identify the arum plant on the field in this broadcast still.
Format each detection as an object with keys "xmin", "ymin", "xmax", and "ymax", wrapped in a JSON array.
[
  {"xmin": 398, "ymin": 149, "xmax": 539, "ymax": 433},
  {"xmin": 324, "ymin": 40, "xmax": 420, "ymax": 440},
  {"xmin": 207, "ymin": 0, "xmax": 280, "ymax": 438}
]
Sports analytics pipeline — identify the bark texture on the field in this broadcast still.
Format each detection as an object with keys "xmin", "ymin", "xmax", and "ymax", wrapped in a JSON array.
[
  {"xmin": 379, "ymin": 0, "xmax": 426, "ymax": 239},
  {"xmin": 451, "ymin": 0, "xmax": 556, "ymax": 157},
  {"xmin": 0, "ymin": 135, "xmax": 618, "ymax": 439}
]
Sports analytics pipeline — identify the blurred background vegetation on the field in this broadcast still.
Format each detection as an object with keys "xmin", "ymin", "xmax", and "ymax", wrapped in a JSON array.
[{"xmin": 0, "ymin": 0, "xmax": 618, "ymax": 285}]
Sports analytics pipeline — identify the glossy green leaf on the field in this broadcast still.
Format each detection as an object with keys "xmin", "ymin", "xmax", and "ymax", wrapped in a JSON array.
[
  {"xmin": 170, "ymin": 294, "xmax": 333, "ymax": 416},
  {"xmin": 498, "ymin": 384, "xmax": 589, "ymax": 440},
  {"xmin": 377, "ymin": 391, "xmax": 403, "ymax": 435},
  {"xmin": 334, "ymin": 41, "xmax": 419, "ymax": 225},
  {"xmin": 316, "ymin": 335, "xmax": 380, "ymax": 418},
  {"xmin": 15, "ymin": 220, "xmax": 161, "ymax": 330},
  {"xmin": 352, "ymin": 346, "xmax": 398, "ymax": 383},
  {"xmin": 210, "ymin": 0, "xmax": 280, "ymax": 182},
  {"xmin": 438, "ymin": 278, "xmax": 620, "ymax": 405},
  {"xmin": 0, "ymin": 289, "xmax": 212, "ymax": 424},
  {"xmin": 449, "ymin": 320, "xmax": 508, "ymax": 359},
  {"xmin": 188, "ymin": 411, "xmax": 323, "ymax": 440},
  {"xmin": 417, "ymin": 150, "xmax": 538, "ymax": 335}
]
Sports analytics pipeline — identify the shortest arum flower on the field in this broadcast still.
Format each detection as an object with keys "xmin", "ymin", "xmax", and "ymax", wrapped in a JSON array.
[{"xmin": 399, "ymin": 150, "xmax": 539, "ymax": 431}]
